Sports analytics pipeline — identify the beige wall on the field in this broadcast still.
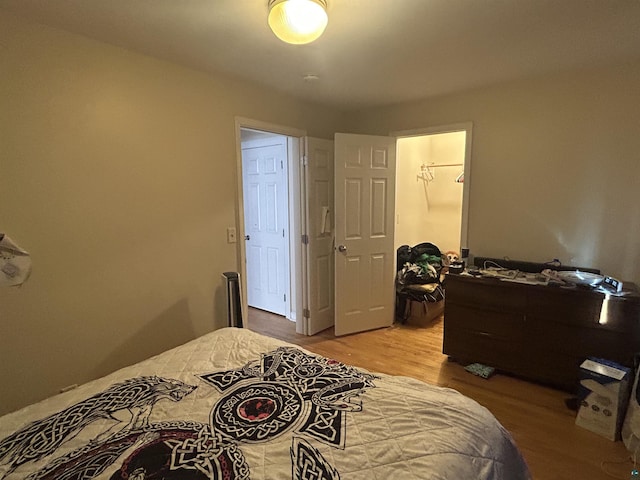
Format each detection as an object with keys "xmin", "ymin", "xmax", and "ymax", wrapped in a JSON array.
[
  {"xmin": 3, "ymin": 10, "xmax": 640, "ymax": 416},
  {"xmin": 347, "ymin": 62, "xmax": 640, "ymax": 283},
  {"xmin": 396, "ymin": 132, "xmax": 465, "ymax": 254},
  {"xmin": 0, "ymin": 12, "xmax": 346, "ymax": 415}
]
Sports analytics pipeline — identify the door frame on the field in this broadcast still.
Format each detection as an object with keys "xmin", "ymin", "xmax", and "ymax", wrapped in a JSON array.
[
  {"xmin": 234, "ymin": 117, "xmax": 306, "ymax": 329},
  {"xmin": 390, "ymin": 122, "xmax": 473, "ymax": 252}
]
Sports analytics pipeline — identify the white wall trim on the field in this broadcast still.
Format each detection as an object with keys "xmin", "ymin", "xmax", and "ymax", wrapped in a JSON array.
[
  {"xmin": 390, "ymin": 122, "xmax": 472, "ymax": 138},
  {"xmin": 235, "ymin": 117, "xmax": 306, "ymax": 138}
]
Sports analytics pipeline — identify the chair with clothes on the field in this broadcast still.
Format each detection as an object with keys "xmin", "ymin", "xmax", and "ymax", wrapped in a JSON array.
[{"xmin": 395, "ymin": 242, "xmax": 448, "ymax": 325}]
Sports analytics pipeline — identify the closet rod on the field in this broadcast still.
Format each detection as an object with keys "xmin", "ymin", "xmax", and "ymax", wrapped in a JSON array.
[{"xmin": 425, "ymin": 163, "xmax": 463, "ymax": 167}]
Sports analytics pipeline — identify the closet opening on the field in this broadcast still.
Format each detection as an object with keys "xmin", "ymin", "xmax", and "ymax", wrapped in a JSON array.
[{"xmin": 393, "ymin": 123, "xmax": 472, "ymax": 263}]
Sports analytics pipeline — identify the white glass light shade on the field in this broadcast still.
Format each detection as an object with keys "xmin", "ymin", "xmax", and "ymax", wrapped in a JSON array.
[{"xmin": 268, "ymin": 0, "xmax": 328, "ymax": 45}]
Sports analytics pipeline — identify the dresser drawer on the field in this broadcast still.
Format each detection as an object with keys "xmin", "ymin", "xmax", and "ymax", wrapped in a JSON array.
[
  {"xmin": 527, "ymin": 288, "xmax": 599, "ymax": 326},
  {"xmin": 598, "ymin": 297, "xmax": 640, "ymax": 333},
  {"xmin": 443, "ymin": 327, "xmax": 525, "ymax": 371},
  {"xmin": 445, "ymin": 304, "xmax": 525, "ymax": 341},
  {"xmin": 446, "ymin": 276, "xmax": 526, "ymax": 312},
  {"xmin": 528, "ymin": 288, "xmax": 640, "ymax": 333},
  {"xmin": 527, "ymin": 318, "xmax": 638, "ymax": 366},
  {"xmin": 517, "ymin": 351, "xmax": 583, "ymax": 390}
]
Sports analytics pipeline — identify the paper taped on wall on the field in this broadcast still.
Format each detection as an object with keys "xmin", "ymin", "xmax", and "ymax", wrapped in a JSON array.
[{"xmin": 0, "ymin": 234, "xmax": 32, "ymax": 287}]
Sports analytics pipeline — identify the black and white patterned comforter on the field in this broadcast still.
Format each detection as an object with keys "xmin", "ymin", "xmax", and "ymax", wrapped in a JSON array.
[{"xmin": 0, "ymin": 327, "xmax": 531, "ymax": 479}]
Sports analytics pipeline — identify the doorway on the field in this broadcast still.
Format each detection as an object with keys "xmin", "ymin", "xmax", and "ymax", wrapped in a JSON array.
[
  {"xmin": 393, "ymin": 123, "xmax": 472, "ymax": 259},
  {"xmin": 235, "ymin": 118, "xmax": 306, "ymax": 330}
]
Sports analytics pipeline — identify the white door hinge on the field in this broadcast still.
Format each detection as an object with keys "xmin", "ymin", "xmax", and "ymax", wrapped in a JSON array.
[
  {"xmin": 303, "ymin": 308, "xmax": 310, "ymax": 319},
  {"xmin": 301, "ymin": 234, "xmax": 309, "ymax": 245}
]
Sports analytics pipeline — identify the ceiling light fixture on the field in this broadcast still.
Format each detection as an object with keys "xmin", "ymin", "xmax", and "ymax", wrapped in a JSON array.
[{"xmin": 268, "ymin": 0, "xmax": 328, "ymax": 45}]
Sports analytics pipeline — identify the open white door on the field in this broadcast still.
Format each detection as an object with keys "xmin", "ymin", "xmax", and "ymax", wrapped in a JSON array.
[
  {"xmin": 334, "ymin": 133, "xmax": 397, "ymax": 336},
  {"xmin": 301, "ymin": 137, "xmax": 335, "ymax": 335}
]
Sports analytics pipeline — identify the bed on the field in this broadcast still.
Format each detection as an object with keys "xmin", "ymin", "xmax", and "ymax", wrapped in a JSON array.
[{"xmin": 0, "ymin": 327, "xmax": 531, "ymax": 479}]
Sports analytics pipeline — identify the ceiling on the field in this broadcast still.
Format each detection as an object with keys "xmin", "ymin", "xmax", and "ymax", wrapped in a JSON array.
[{"xmin": 2, "ymin": 0, "xmax": 640, "ymax": 109}]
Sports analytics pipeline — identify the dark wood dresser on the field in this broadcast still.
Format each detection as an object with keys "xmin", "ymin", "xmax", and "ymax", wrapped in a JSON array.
[{"xmin": 443, "ymin": 274, "xmax": 640, "ymax": 391}]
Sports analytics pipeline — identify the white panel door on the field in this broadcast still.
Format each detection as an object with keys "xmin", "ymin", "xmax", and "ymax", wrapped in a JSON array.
[
  {"xmin": 303, "ymin": 137, "xmax": 335, "ymax": 335},
  {"xmin": 242, "ymin": 137, "xmax": 288, "ymax": 316},
  {"xmin": 334, "ymin": 133, "xmax": 396, "ymax": 336}
]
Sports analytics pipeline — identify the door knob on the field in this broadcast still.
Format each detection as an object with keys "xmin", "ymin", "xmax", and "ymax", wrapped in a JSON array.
[{"xmin": 337, "ymin": 244, "xmax": 347, "ymax": 252}]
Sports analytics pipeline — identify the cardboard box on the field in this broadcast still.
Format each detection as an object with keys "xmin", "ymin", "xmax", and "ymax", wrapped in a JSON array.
[
  {"xmin": 575, "ymin": 358, "xmax": 631, "ymax": 440},
  {"xmin": 405, "ymin": 299, "xmax": 444, "ymax": 327}
]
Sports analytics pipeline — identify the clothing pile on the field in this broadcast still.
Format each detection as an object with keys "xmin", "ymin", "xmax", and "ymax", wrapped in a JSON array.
[{"xmin": 395, "ymin": 242, "xmax": 447, "ymax": 323}]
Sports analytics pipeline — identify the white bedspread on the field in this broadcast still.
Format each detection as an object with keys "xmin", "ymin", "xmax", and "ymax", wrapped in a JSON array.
[{"xmin": 0, "ymin": 327, "xmax": 531, "ymax": 479}]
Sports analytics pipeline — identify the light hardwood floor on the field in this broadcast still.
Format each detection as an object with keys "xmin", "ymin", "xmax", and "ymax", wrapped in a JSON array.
[{"xmin": 247, "ymin": 308, "xmax": 633, "ymax": 480}]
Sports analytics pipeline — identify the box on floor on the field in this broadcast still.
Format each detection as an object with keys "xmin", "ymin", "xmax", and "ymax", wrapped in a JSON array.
[
  {"xmin": 404, "ymin": 299, "xmax": 444, "ymax": 327},
  {"xmin": 575, "ymin": 358, "xmax": 631, "ymax": 441}
]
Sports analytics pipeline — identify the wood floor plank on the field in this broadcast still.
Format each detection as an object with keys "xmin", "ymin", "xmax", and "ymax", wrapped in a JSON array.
[{"xmin": 246, "ymin": 308, "xmax": 633, "ymax": 480}]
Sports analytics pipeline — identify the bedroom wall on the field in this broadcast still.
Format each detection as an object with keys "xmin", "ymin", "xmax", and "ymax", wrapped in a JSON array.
[
  {"xmin": 0, "ymin": 12, "xmax": 346, "ymax": 415},
  {"xmin": 346, "ymin": 61, "xmax": 640, "ymax": 284}
]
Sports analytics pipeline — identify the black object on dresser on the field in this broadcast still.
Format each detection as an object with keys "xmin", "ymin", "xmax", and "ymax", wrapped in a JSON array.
[{"xmin": 443, "ymin": 273, "xmax": 640, "ymax": 392}]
